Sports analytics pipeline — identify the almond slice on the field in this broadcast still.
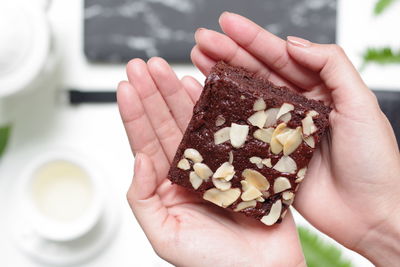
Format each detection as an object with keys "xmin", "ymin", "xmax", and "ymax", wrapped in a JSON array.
[
  {"xmin": 273, "ymin": 156, "xmax": 297, "ymax": 174},
  {"xmin": 279, "ymin": 112, "xmax": 292, "ymax": 123},
  {"xmin": 262, "ymin": 158, "xmax": 272, "ymax": 168},
  {"xmin": 270, "ymin": 123, "xmax": 287, "ymax": 154},
  {"xmin": 212, "ymin": 178, "xmax": 232, "ymax": 191},
  {"xmin": 253, "ymin": 98, "xmax": 266, "ymax": 111},
  {"xmin": 307, "ymin": 110, "xmax": 319, "ymax": 117},
  {"xmin": 283, "ymin": 195, "xmax": 295, "ymax": 205},
  {"xmin": 214, "ymin": 127, "xmax": 231, "ymax": 145},
  {"xmin": 242, "ymin": 169, "xmax": 270, "ymax": 191},
  {"xmin": 203, "ymin": 188, "xmax": 241, "ymax": 208},
  {"xmin": 189, "ymin": 172, "xmax": 203, "ymax": 190},
  {"xmin": 213, "ymin": 162, "xmax": 235, "ymax": 181},
  {"xmin": 273, "ymin": 177, "xmax": 292, "ymax": 193},
  {"xmin": 234, "ymin": 200, "xmax": 257, "ymax": 211},
  {"xmin": 261, "ymin": 200, "xmax": 282, "ymax": 226},
  {"xmin": 276, "ymin": 103, "xmax": 294, "ymax": 120},
  {"xmin": 304, "ymin": 136, "xmax": 315, "ymax": 148},
  {"xmin": 228, "ymin": 151, "xmax": 234, "ymax": 164},
  {"xmin": 302, "ymin": 116, "xmax": 317, "ymax": 136},
  {"xmin": 295, "ymin": 167, "xmax": 307, "ymax": 183},
  {"xmin": 282, "ymin": 191, "xmax": 294, "ymax": 201},
  {"xmin": 253, "ymin": 127, "xmax": 274, "ymax": 143},
  {"xmin": 264, "ymin": 108, "xmax": 280, "ymax": 128},
  {"xmin": 184, "ymin": 148, "xmax": 203, "ymax": 163},
  {"xmin": 250, "ymin": 156, "xmax": 262, "ymax": 164},
  {"xmin": 241, "ymin": 185, "xmax": 263, "ymax": 201},
  {"xmin": 230, "ymin": 123, "xmax": 249, "ymax": 148},
  {"xmin": 177, "ymin": 159, "xmax": 191, "ymax": 170},
  {"xmin": 256, "ymin": 196, "xmax": 265, "ymax": 202},
  {"xmin": 275, "ymin": 128, "xmax": 294, "ymax": 145},
  {"xmin": 248, "ymin": 110, "xmax": 268, "ymax": 129},
  {"xmin": 193, "ymin": 163, "xmax": 213, "ymax": 180},
  {"xmin": 283, "ymin": 127, "xmax": 302, "ymax": 156},
  {"xmin": 215, "ymin": 115, "xmax": 226, "ymax": 126}
]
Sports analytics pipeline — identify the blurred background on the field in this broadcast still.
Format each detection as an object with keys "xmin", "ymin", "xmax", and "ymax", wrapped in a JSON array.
[{"xmin": 0, "ymin": 0, "xmax": 399, "ymax": 266}]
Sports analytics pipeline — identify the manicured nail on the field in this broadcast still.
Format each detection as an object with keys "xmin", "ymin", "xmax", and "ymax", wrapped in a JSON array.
[
  {"xmin": 219, "ymin": 11, "xmax": 230, "ymax": 23},
  {"xmin": 134, "ymin": 153, "xmax": 143, "ymax": 174},
  {"xmin": 287, "ymin": 36, "xmax": 311, "ymax": 48}
]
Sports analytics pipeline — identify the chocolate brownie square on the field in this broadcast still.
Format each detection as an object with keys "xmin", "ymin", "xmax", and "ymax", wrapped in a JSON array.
[{"xmin": 168, "ymin": 62, "xmax": 331, "ymax": 226}]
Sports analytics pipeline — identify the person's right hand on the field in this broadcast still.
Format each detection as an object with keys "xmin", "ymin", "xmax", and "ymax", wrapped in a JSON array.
[{"xmin": 191, "ymin": 12, "xmax": 400, "ymax": 266}]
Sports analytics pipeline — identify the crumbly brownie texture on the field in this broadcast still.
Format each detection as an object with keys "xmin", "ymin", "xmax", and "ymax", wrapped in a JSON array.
[{"xmin": 168, "ymin": 61, "xmax": 331, "ymax": 226}]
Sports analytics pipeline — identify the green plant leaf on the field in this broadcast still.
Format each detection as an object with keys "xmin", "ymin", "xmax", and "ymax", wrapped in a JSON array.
[
  {"xmin": 374, "ymin": 0, "xmax": 397, "ymax": 15},
  {"xmin": 362, "ymin": 47, "xmax": 400, "ymax": 66},
  {"xmin": 298, "ymin": 226, "xmax": 353, "ymax": 267},
  {"xmin": 0, "ymin": 125, "xmax": 11, "ymax": 158}
]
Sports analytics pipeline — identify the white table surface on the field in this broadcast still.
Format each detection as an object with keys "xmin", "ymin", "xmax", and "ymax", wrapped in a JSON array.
[{"xmin": 2, "ymin": 0, "xmax": 399, "ymax": 266}]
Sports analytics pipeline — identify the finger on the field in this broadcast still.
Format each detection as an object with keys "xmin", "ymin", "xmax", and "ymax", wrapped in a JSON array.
[
  {"xmin": 190, "ymin": 45, "xmax": 216, "ymax": 76},
  {"xmin": 181, "ymin": 75, "xmax": 203, "ymax": 103},
  {"xmin": 219, "ymin": 12, "xmax": 322, "ymax": 89},
  {"xmin": 147, "ymin": 57, "xmax": 195, "ymax": 131},
  {"xmin": 127, "ymin": 153, "xmax": 170, "ymax": 243},
  {"xmin": 126, "ymin": 59, "xmax": 183, "ymax": 163},
  {"xmin": 194, "ymin": 28, "xmax": 300, "ymax": 90},
  {"xmin": 286, "ymin": 36, "xmax": 379, "ymax": 111},
  {"xmin": 117, "ymin": 81, "xmax": 170, "ymax": 180}
]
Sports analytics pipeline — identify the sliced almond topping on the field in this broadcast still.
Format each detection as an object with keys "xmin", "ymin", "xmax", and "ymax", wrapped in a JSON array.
[
  {"xmin": 264, "ymin": 108, "xmax": 280, "ymax": 128},
  {"xmin": 283, "ymin": 196, "xmax": 295, "ymax": 206},
  {"xmin": 262, "ymin": 158, "xmax": 272, "ymax": 168},
  {"xmin": 228, "ymin": 151, "xmax": 234, "ymax": 164},
  {"xmin": 275, "ymin": 128, "xmax": 294, "ymax": 145},
  {"xmin": 276, "ymin": 103, "xmax": 294, "ymax": 120},
  {"xmin": 241, "ymin": 185, "xmax": 263, "ymax": 201},
  {"xmin": 212, "ymin": 178, "xmax": 232, "ymax": 191},
  {"xmin": 248, "ymin": 110, "xmax": 268, "ymax": 129},
  {"xmin": 213, "ymin": 162, "xmax": 235, "ymax": 179},
  {"xmin": 184, "ymin": 148, "xmax": 203, "ymax": 163},
  {"xmin": 242, "ymin": 169, "xmax": 270, "ymax": 191},
  {"xmin": 270, "ymin": 123, "xmax": 287, "ymax": 154},
  {"xmin": 214, "ymin": 127, "xmax": 231, "ymax": 145},
  {"xmin": 256, "ymin": 196, "xmax": 265, "ymax": 202},
  {"xmin": 253, "ymin": 98, "xmax": 266, "ymax": 111},
  {"xmin": 307, "ymin": 110, "xmax": 319, "ymax": 117},
  {"xmin": 282, "ymin": 191, "xmax": 294, "ymax": 201},
  {"xmin": 302, "ymin": 116, "xmax": 317, "ymax": 136},
  {"xmin": 273, "ymin": 177, "xmax": 292, "ymax": 193},
  {"xmin": 215, "ymin": 115, "xmax": 226, "ymax": 126},
  {"xmin": 261, "ymin": 200, "xmax": 282, "ymax": 226},
  {"xmin": 283, "ymin": 127, "xmax": 303, "ymax": 156},
  {"xmin": 177, "ymin": 158, "xmax": 191, "ymax": 170},
  {"xmin": 240, "ymin": 95, "xmax": 246, "ymax": 100},
  {"xmin": 203, "ymin": 188, "xmax": 241, "ymax": 208},
  {"xmin": 250, "ymin": 157, "xmax": 262, "ymax": 164},
  {"xmin": 193, "ymin": 163, "xmax": 213, "ymax": 180},
  {"xmin": 295, "ymin": 167, "xmax": 307, "ymax": 183},
  {"xmin": 304, "ymin": 136, "xmax": 315, "ymax": 148},
  {"xmin": 263, "ymin": 191, "xmax": 271, "ymax": 198},
  {"xmin": 189, "ymin": 172, "xmax": 203, "ymax": 190},
  {"xmin": 279, "ymin": 112, "xmax": 292, "ymax": 123},
  {"xmin": 230, "ymin": 123, "xmax": 249, "ymax": 148},
  {"xmin": 253, "ymin": 128, "xmax": 274, "ymax": 143},
  {"xmin": 273, "ymin": 156, "xmax": 297, "ymax": 174},
  {"xmin": 240, "ymin": 180, "xmax": 249, "ymax": 191},
  {"xmin": 234, "ymin": 200, "xmax": 257, "ymax": 212}
]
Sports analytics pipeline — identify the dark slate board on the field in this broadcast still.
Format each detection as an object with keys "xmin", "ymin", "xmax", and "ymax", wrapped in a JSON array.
[{"xmin": 84, "ymin": 0, "xmax": 336, "ymax": 63}]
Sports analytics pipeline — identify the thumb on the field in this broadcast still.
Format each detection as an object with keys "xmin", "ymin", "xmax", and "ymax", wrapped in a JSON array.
[
  {"xmin": 127, "ymin": 153, "xmax": 169, "ymax": 242},
  {"xmin": 286, "ymin": 36, "xmax": 379, "ymax": 112}
]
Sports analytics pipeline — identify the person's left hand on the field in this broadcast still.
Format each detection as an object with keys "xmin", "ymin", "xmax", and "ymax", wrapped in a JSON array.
[{"xmin": 117, "ymin": 57, "xmax": 305, "ymax": 266}]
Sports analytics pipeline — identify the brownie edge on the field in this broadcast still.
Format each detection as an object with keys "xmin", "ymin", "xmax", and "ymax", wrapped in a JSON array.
[{"xmin": 168, "ymin": 61, "xmax": 331, "ymax": 226}]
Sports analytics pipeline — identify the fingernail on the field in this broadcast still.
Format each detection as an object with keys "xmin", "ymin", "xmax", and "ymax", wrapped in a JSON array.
[
  {"xmin": 196, "ymin": 27, "xmax": 206, "ymax": 33},
  {"xmin": 219, "ymin": 11, "xmax": 230, "ymax": 23},
  {"xmin": 134, "ymin": 153, "xmax": 143, "ymax": 174},
  {"xmin": 287, "ymin": 36, "xmax": 311, "ymax": 48}
]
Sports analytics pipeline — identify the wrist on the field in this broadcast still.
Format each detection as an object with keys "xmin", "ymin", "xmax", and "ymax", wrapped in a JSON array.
[{"xmin": 355, "ymin": 205, "xmax": 400, "ymax": 266}]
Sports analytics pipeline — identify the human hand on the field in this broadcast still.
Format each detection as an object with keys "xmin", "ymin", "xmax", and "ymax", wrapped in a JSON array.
[
  {"xmin": 117, "ymin": 58, "xmax": 305, "ymax": 266},
  {"xmin": 192, "ymin": 12, "xmax": 400, "ymax": 266}
]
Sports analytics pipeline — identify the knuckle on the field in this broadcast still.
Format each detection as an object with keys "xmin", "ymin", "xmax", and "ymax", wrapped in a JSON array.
[{"xmin": 271, "ymin": 53, "xmax": 290, "ymax": 70}]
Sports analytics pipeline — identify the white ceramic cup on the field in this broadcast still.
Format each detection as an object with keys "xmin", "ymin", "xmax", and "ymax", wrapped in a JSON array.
[{"xmin": 18, "ymin": 151, "xmax": 105, "ymax": 242}]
